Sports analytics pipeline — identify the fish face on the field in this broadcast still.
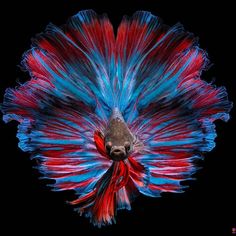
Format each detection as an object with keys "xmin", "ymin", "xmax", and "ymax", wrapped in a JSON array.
[{"xmin": 105, "ymin": 117, "xmax": 133, "ymax": 161}]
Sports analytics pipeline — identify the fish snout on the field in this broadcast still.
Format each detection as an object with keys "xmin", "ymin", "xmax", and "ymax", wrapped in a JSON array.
[{"xmin": 110, "ymin": 146, "xmax": 127, "ymax": 161}]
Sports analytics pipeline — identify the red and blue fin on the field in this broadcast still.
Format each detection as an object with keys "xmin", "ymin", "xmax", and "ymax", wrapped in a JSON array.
[
  {"xmin": 1, "ymin": 10, "xmax": 116, "ymax": 226},
  {"xmin": 119, "ymin": 12, "xmax": 232, "ymax": 196},
  {"xmin": 2, "ymin": 10, "xmax": 116, "ymax": 123}
]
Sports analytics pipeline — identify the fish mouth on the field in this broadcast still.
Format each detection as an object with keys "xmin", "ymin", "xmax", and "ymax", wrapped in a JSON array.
[{"xmin": 110, "ymin": 146, "xmax": 127, "ymax": 161}]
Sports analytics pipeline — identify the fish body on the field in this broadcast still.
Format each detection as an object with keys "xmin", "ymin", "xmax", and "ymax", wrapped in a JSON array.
[{"xmin": 1, "ymin": 10, "xmax": 232, "ymax": 227}]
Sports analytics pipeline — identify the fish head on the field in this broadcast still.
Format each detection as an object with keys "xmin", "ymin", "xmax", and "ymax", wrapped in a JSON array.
[{"xmin": 104, "ymin": 117, "xmax": 133, "ymax": 161}]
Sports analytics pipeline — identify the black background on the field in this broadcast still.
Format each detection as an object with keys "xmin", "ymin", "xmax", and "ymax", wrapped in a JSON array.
[{"xmin": 1, "ymin": 0, "xmax": 235, "ymax": 235}]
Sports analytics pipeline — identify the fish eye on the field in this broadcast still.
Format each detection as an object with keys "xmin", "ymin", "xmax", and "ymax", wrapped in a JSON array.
[
  {"xmin": 124, "ymin": 141, "xmax": 131, "ymax": 151},
  {"xmin": 106, "ymin": 141, "xmax": 112, "ymax": 151}
]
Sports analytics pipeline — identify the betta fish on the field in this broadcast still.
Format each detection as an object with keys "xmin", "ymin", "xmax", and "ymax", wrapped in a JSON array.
[{"xmin": 1, "ymin": 10, "xmax": 232, "ymax": 227}]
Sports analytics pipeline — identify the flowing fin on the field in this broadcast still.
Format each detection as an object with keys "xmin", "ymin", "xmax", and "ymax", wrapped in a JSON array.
[
  {"xmin": 1, "ymin": 11, "xmax": 117, "ymax": 205},
  {"xmin": 3, "ymin": 94, "xmax": 111, "ymax": 195},
  {"xmin": 130, "ymin": 80, "xmax": 232, "ymax": 196},
  {"xmin": 72, "ymin": 161, "xmax": 129, "ymax": 227},
  {"xmin": 71, "ymin": 133, "xmax": 148, "ymax": 226},
  {"xmin": 115, "ymin": 11, "xmax": 209, "ymax": 123},
  {"xmin": 115, "ymin": 12, "xmax": 232, "ymax": 196},
  {"xmin": 2, "ymin": 10, "xmax": 116, "ymax": 123}
]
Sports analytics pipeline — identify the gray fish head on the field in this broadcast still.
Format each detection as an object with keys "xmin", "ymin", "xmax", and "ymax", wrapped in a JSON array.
[
  {"xmin": 106, "ymin": 142, "xmax": 131, "ymax": 161},
  {"xmin": 104, "ymin": 108, "xmax": 134, "ymax": 161}
]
